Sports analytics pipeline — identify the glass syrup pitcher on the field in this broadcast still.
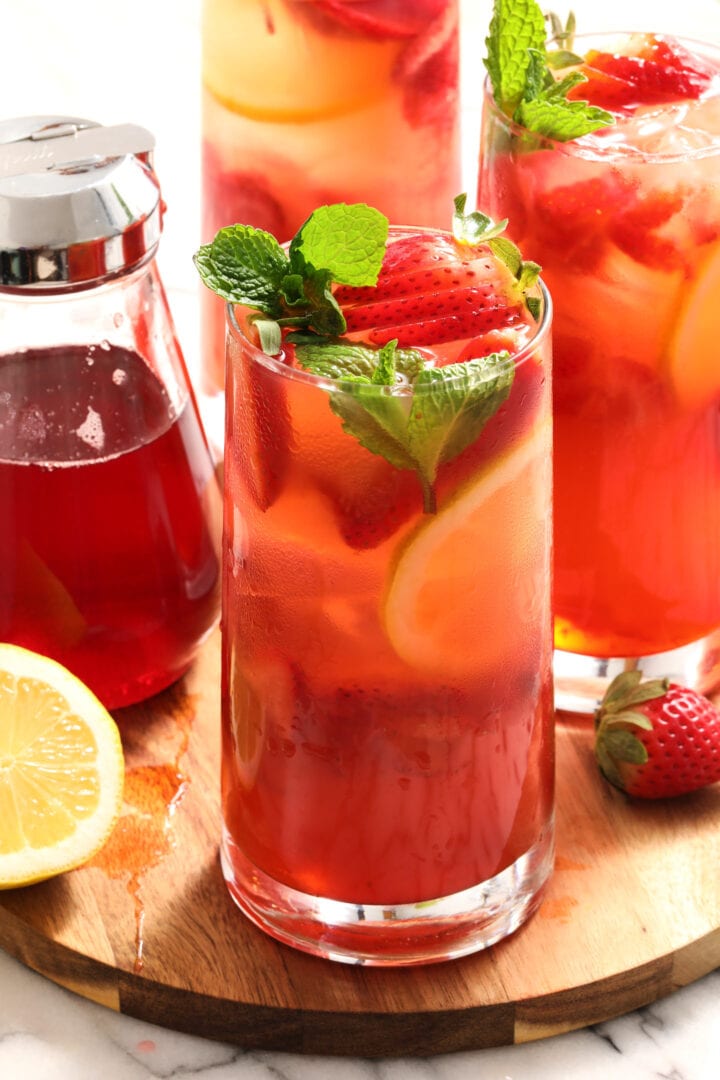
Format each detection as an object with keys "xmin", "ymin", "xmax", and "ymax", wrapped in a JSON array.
[{"xmin": 0, "ymin": 116, "xmax": 221, "ymax": 709}]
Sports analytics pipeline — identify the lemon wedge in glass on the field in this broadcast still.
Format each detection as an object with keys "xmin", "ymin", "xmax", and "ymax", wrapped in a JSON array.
[{"xmin": 383, "ymin": 418, "xmax": 552, "ymax": 678}]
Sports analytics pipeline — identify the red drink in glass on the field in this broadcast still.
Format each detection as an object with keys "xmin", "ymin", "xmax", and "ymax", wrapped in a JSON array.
[
  {"xmin": 209, "ymin": 211, "xmax": 555, "ymax": 964},
  {"xmin": 479, "ymin": 26, "xmax": 720, "ymax": 708}
]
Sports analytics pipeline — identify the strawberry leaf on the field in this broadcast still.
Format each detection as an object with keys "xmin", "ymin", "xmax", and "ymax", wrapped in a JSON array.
[
  {"xmin": 601, "ymin": 730, "xmax": 648, "ymax": 765},
  {"xmin": 602, "ymin": 709, "xmax": 654, "ymax": 731},
  {"xmin": 452, "ymin": 195, "xmax": 543, "ymax": 319},
  {"xmin": 595, "ymin": 744, "xmax": 624, "ymax": 790}
]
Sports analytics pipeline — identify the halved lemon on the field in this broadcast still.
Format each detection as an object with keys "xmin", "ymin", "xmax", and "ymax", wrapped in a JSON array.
[
  {"xmin": 384, "ymin": 419, "xmax": 552, "ymax": 678},
  {"xmin": 0, "ymin": 644, "xmax": 124, "ymax": 889},
  {"xmin": 667, "ymin": 244, "xmax": 720, "ymax": 409}
]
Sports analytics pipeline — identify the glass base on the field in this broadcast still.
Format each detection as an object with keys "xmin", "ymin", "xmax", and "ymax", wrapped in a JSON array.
[
  {"xmin": 554, "ymin": 631, "xmax": 720, "ymax": 716},
  {"xmin": 220, "ymin": 822, "xmax": 555, "ymax": 967}
]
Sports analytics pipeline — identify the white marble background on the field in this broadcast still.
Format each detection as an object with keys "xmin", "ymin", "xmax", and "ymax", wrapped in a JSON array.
[{"xmin": 2, "ymin": 0, "xmax": 720, "ymax": 1076}]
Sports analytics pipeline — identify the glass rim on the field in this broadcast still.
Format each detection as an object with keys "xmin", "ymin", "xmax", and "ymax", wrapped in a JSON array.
[
  {"xmin": 225, "ymin": 237, "xmax": 552, "ymax": 394},
  {"xmin": 482, "ymin": 31, "xmax": 720, "ymax": 163}
]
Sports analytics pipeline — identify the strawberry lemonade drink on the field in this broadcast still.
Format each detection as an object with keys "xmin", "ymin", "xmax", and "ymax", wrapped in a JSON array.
[
  {"xmin": 479, "ymin": 0, "xmax": 720, "ymax": 709},
  {"xmin": 201, "ymin": 0, "xmax": 461, "ymax": 404},
  {"xmin": 195, "ymin": 200, "xmax": 554, "ymax": 964}
]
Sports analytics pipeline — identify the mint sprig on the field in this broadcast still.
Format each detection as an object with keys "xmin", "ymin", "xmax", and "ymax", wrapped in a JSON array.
[
  {"xmin": 195, "ymin": 199, "xmax": 524, "ymax": 515},
  {"xmin": 194, "ymin": 202, "xmax": 389, "ymax": 347},
  {"xmin": 296, "ymin": 340, "xmax": 514, "ymax": 513},
  {"xmin": 484, "ymin": 0, "xmax": 614, "ymax": 141}
]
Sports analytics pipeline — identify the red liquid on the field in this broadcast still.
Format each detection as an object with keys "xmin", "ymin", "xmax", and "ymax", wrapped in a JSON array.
[{"xmin": 0, "ymin": 344, "xmax": 220, "ymax": 708}]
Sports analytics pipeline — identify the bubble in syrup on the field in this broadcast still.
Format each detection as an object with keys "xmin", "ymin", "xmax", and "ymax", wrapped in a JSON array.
[
  {"xmin": 112, "ymin": 368, "xmax": 128, "ymax": 386},
  {"xmin": 75, "ymin": 406, "xmax": 105, "ymax": 451}
]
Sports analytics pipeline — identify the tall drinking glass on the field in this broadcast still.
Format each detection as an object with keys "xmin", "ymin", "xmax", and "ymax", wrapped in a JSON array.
[
  {"xmin": 201, "ymin": 0, "xmax": 462, "ymax": 428},
  {"xmin": 479, "ymin": 33, "xmax": 720, "ymax": 712},
  {"xmin": 220, "ymin": 226, "xmax": 554, "ymax": 965}
]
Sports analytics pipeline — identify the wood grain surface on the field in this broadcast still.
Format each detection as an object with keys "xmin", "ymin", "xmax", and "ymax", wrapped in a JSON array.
[{"xmin": 1, "ymin": 627, "xmax": 719, "ymax": 1057}]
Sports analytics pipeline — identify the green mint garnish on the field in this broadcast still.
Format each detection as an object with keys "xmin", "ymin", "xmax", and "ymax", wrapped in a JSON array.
[
  {"xmin": 484, "ymin": 0, "xmax": 614, "ymax": 141},
  {"xmin": 296, "ymin": 339, "xmax": 515, "ymax": 514},
  {"xmin": 195, "ymin": 199, "xmax": 526, "ymax": 515},
  {"xmin": 194, "ymin": 202, "xmax": 389, "ymax": 348}
]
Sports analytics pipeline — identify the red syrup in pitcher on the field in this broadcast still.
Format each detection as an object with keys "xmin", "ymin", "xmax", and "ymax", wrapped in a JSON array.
[{"xmin": 0, "ymin": 342, "xmax": 221, "ymax": 708}]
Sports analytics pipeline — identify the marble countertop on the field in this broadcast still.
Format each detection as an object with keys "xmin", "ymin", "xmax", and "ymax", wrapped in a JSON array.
[{"xmin": 2, "ymin": 0, "xmax": 720, "ymax": 1076}]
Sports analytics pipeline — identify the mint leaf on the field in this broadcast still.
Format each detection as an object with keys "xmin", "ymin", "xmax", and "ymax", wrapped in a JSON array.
[
  {"xmin": 372, "ymin": 340, "xmax": 399, "ymax": 385},
  {"xmin": 406, "ymin": 354, "xmax": 515, "ymax": 488},
  {"xmin": 516, "ymin": 96, "xmax": 614, "ymax": 141},
  {"xmin": 296, "ymin": 340, "xmax": 426, "ymax": 383},
  {"xmin": 485, "ymin": 0, "xmax": 546, "ymax": 116},
  {"xmin": 193, "ymin": 225, "xmax": 289, "ymax": 313},
  {"xmin": 483, "ymin": 0, "xmax": 615, "ymax": 141},
  {"xmin": 194, "ymin": 203, "xmax": 389, "ymax": 355},
  {"xmin": 297, "ymin": 342, "xmax": 515, "ymax": 514},
  {"xmin": 289, "ymin": 203, "xmax": 388, "ymax": 286}
]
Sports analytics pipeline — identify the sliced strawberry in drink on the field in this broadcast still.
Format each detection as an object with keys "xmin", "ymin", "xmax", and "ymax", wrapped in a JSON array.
[
  {"xmin": 529, "ymin": 173, "xmax": 635, "ymax": 272},
  {"xmin": 305, "ymin": 0, "xmax": 446, "ymax": 40},
  {"xmin": 394, "ymin": 2, "xmax": 459, "ymax": 129},
  {"xmin": 610, "ymin": 188, "xmax": 686, "ymax": 270},
  {"xmin": 336, "ymin": 233, "xmax": 526, "ymax": 347},
  {"xmin": 570, "ymin": 33, "xmax": 716, "ymax": 111},
  {"xmin": 202, "ymin": 144, "xmax": 290, "ymax": 240},
  {"xmin": 323, "ymin": 463, "xmax": 422, "ymax": 549}
]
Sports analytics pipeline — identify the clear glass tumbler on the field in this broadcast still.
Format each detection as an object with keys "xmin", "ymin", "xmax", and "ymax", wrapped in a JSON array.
[
  {"xmin": 478, "ymin": 34, "xmax": 720, "ymax": 713},
  {"xmin": 219, "ymin": 229, "xmax": 555, "ymax": 965}
]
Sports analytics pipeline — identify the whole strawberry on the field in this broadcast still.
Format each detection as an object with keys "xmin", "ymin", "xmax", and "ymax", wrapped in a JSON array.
[{"xmin": 594, "ymin": 671, "xmax": 720, "ymax": 799}]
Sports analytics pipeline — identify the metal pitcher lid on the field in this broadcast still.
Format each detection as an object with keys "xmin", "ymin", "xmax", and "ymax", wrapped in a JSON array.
[{"xmin": 0, "ymin": 116, "xmax": 162, "ymax": 289}]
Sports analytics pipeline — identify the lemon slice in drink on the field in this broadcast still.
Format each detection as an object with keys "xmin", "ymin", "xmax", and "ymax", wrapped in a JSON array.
[
  {"xmin": 203, "ymin": 0, "xmax": 396, "ymax": 122},
  {"xmin": 384, "ymin": 419, "xmax": 552, "ymax": 678},
  {"xmin": 0, "ymin": 644, "xmax": 124, "ymax": 889},
  {"xmin": 667, "ymin": 245, "xmax": 720, "ymax": 409}
]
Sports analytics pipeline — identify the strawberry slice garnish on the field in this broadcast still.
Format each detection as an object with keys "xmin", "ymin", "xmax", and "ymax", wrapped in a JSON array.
[
  {"xmin": 570, "ymin": 34, "xmax": 716, "ymax": 112},
  {"xmin": 594, "ymin": 672, "xmax": 720, "ymax": 799},
  {"xmin": 335, "ymin": 233, "xmax": 526, "ymax": 347},
  {"xmin": 306, "ymin": 0, "xmax": 446, "ymax": 39}
]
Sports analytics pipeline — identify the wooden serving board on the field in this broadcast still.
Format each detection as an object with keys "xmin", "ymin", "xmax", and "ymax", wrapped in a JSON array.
[{"xmin": 1, "ymin": 628, "xmax": 719, "ymax": 1057}]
